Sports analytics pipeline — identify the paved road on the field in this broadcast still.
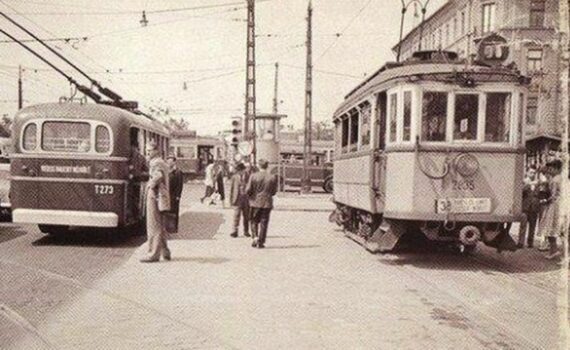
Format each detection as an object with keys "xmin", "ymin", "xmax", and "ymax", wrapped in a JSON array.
[{"xmin": 0, "ymin": 183, "xmax": 568, "ymax": 349}]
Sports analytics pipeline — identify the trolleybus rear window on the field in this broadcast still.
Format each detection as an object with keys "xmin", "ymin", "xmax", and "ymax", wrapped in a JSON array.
[
  {"xmin": 95, "ymin": 125, "xmax": 111, "ymax": 153},
  {"xmin": 454, "ymin": 94, "xmax": 479, "ymax": 141},
  {"xmin": 42, "ymin": 121, "xmax": 91, "ymax": 153},
  {"xmin": 484, "ymin": 93, "xmax": 511, "ymax": 142},
  {"xmin": 23, "ymin": 123, "xmax": 37, "ymax": 151},
  {"xmin": 422, "ymin": 92, "xmax": 447, "ymax": 141}
]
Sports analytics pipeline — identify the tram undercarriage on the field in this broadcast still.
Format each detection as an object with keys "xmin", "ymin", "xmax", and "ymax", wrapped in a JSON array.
[{"xmin": 330, "ymin": 204, "xmax": 518, "ymax": 254}]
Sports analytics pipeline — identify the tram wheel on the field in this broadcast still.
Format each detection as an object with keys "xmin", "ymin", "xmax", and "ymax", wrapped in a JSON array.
[
  {"xmin": 38, "ymin": 224, "xmax": 69, "ymax": 235},
  {"xmin": 323, "ymin": 176, "xmax": 333, "ymax": 193}
]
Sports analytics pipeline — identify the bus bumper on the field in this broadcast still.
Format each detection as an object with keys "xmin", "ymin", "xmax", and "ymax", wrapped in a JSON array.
[{"xmin": 12, "ymin": 209, "xmax": 118, "ymax": 227}]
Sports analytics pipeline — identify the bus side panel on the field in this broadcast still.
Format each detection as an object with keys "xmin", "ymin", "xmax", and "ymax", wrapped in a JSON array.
[
  {"xmin": 10, "ymin": 158, "xmax": 39, "ymax": 209},
  {"xmin": 333, "ymin": 154, "xmax": 376, "ymax": 213}
]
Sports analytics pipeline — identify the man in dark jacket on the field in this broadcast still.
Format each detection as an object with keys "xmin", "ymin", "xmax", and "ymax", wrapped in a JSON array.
[
  {"xmin": 167, "ymin": 155, "xmax": 184, "ymax": 233},
  {"xmin": 245, "ymin": 159, "xmax": 278, "ymax": 248},
  {"xmin": 229, "ymin": 162, "xmax": 250, "ymax": 238},
  {"xmin": 519, "ymin": 167, "xmax": 541, "ymax": 248}
]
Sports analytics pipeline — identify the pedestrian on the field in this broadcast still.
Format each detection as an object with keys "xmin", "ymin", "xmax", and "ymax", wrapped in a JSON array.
[
  {"xmin": 140, "ymin": 141, "xmax": 171, "ymax": 263},
  {"xmin": 128, "ymin": 141, "xmax": 149, "ymax": 221},
  {"xmin": 518, "ymin": 166, "xmax": 540, "ymax": 248},
  {"xmin": 539, "ymin": 159, "xmax": 562, "ymax": 260},
  {"xmin": 201, "ymin": 160, "xmax": 215, "ymax": 204},
  {"xmin": 246, "ymin": 158, "xmax": 278, "ymax": 248},
  {"xmin": 229, "ymin": 162, "xmax": 250, "ymax": 238},
  {"xmin": 166, "ymin": 154, "xmax": 184, "ymax": 233},
  {"xmin": 215, "ymin": 161, "xmax": 226, "ymax": 207}
]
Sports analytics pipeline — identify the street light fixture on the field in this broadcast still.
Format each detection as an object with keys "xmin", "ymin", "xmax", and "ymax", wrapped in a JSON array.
[{"xmin": 397, "ymin": 0, "xmax": 431, "ymax": 63}]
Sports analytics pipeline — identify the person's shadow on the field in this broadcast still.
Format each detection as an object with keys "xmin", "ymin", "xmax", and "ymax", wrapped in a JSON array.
[{"xmin": 170, "ymin": 211, "xmax": 224, "ymax": 240}]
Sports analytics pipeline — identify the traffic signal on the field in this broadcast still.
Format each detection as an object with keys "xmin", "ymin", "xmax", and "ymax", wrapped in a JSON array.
[{"xmin": 230, "ymin": 117, "xmax": 242, "ymax": 147}]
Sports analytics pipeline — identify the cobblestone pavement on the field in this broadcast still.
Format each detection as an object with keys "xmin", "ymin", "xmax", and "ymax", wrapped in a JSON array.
[{"xmin": 0, "ymin": 183, "xmax": 568, "ymax": 349}]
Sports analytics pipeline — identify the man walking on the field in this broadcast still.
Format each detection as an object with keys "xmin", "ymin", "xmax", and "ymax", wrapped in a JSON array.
[
  {"xmin": 229, "ymin": 162, "xmax": 250, "ymax": 238},
  {"xmin": 201, "ymin": 160, "xmax": 215, "ymax": 204},
  {"xmin": 167, "ymin": 155, "xmax": 184, "ymax": 233},
  {"xmin": 246, "ymin": 159, "xmax": 278, "ymax": 248}
]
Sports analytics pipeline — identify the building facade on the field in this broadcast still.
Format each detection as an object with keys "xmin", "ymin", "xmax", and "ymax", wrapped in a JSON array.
[{"xmin": 393, "ymin": 0, "xmax": 567, "ymax": 165}]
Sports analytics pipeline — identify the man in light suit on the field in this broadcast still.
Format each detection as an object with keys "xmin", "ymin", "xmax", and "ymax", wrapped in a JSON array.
[
  {"xmin": 140, "ymin": 141, "xmax": 171, "ymax": 263},
  {"xmin": 229, "ymin": 162, "xmax": 250, "ymax": 238},
  {"xmin": 246, "ymin": 159, "xmax": 278, "ymax": 248}
]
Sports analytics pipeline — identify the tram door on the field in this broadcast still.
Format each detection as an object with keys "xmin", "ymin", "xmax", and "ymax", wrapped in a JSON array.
[
  {"xmin": 197, "ymin": 145, "xmax": 214, "ymax": 174},
  {"xmin": 373, "ymin": 92, "xmax": 387, "ymax": 211}
]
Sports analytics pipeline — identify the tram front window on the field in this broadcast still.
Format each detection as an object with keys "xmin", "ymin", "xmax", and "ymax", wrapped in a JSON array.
[
  {"xmin": 42, "ymin": 121, "xmax": 91, "ymax": 153},
  {"xmin": 485, "ymin": 92, "xmax": 511, "ymax": 142},
  {"xmin": 422, "ymin": 92, "xmax": 447, "ymax": 141},
  {"xmin": 454, "ymin": 94, "xmax": 479, "ymax": 141}
]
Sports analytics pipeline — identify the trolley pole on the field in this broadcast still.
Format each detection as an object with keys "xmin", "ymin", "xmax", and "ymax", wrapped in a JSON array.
[
  {"xmin": 273, "ymin": 62, "xmax": 279, "ymax": 114},
  {"xmin": 556, "ymin": 0, "xmax": 570, "ymax": 347},
  {"xmin": 244, "ymin": 0, "xmax": 257, "ymax": 165},
  {"xmin": 18, "ymin": 65, "xmax": 23, "ymax": 110},
  {"xmin": 301, "ymin": 0, "xmax": 313, "ymax": 194}
]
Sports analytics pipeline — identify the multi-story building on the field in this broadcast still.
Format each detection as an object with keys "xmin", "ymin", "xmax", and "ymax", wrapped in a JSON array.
[{"xmin": 393, "ymin": 0, "xmax": 567, "ymax": 165}]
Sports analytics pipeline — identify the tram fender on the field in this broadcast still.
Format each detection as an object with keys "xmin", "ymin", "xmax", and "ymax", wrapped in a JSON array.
[{"xmin": 366, "ymin": 219, "xmax": 406, "ymax": 253}]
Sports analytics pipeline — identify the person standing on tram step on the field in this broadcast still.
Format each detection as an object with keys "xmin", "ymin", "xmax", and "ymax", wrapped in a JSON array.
[
  {"xmin": 200, "ymin": 160, "xmax": 215, "ymax": 204},
  {"xmin": 128, "ymin": 142, "xmax": 149, "ymax": 220},
  {"xmin": 246, "ymin": 159, "xmax": 278, "ymax": 249},
  {"xmin": 140, "ymin": 141, "xmax": 172, "ymax": 263},
  {"xmin": 518, "ymin": 166, "xmax": 541, "ymax": 249},
  {"xmin": 166, "ymin": 155, "xmax": 184, "ymax": 234},
  {"xmin": 229, "ymin": 162, "xmax": 250, "ymax": 238},
  {"xmin": 539, "ymin": 159, "xmax": 563, "ymax": 260}
]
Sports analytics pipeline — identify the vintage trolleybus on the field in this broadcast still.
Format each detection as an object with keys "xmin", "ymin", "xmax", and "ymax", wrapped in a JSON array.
[
  {"xmin": 10, "ymin": 103, "xmax": 170, "ymax": 234},
  {"xmin": 331, "ymin": 51, "xmax": 529, "ymax": 253}
]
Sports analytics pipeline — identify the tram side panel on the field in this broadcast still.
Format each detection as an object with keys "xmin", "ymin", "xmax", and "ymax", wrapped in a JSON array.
[{"xmin": 333, "ymin": 153, "xmax": 381, "ymax": 213}]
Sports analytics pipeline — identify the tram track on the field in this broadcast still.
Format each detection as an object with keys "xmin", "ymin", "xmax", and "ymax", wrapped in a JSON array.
[{"xmin": 0, "ymin": 257, "xmax": 242, "ymax": 350}]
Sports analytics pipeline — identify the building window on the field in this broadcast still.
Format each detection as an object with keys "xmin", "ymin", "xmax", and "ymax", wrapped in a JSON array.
[
  {"xmin": 453, "ymin": 17, "xmax": 457, "ymax": 40},
  {"xmin": 482, "ymin": 3, "xmax": 496, "ymax": 33},
  {"xmin": 485, "ymin": 93, "xmax": 511, "ymax": 142},
  {"xmin": 461, "ymin": 11, "xmax": 466, "ymax": 35},
  {"xmin": 530, "ymin": 0, "xmax": 546, "ymax": 28},
  {"xmin": 527, "ymin": 49, "xmax": 543, "ymax": 73},
  {"xmin": 438, "ymin": 28, "xmax": 442, "ymax": 48},
  {"xmin": 454, "ymin": 94, "xmax": 479, "ymax": 141},
  {"xmin": 526, "ymin": 97, "xmax": 538, "ymax": 125},
  {"xmin": 445, "ymin": 24, "xmax": 449, "ymax": 46},
  {"xmin": 422, "ymin": 92, "xmax": 447, "ymax": 142}
]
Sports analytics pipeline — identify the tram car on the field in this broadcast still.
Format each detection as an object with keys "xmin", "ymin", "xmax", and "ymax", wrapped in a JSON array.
[
  {"xmin": 331, "ymin": 51, "xmax": 529, "ymax": 253},
  {"xmin": 10, "ymin": 103, "xmax": 170, "ymax": 235}
]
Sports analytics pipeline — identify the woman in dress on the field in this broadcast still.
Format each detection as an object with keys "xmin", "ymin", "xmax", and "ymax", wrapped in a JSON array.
[{"xmin": 539, "ymin": 159, "xmax": 562, "ymax": 260}]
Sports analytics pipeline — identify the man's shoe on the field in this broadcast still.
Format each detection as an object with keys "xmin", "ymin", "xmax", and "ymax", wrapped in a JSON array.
[
  {"xmin": 251, "ymin": 240, "xmax": 258, "ymax": 248},
  {"xmin": 244, "ymin": 232, "xmax": 251, "ymax": 237},
  {"xmin": 140, "ymin": 257, "xmax": 159, "ymax": 263},
  {"xmin": 257, "ymin": 244, "xmax": 265, "ymax": 249},
  {"xmin": 163, "ymin": 252, "xmax": 171, "ymax": 261},
  {"xmin": 516, "ymin": 243, "xmax": 524, "ymax": 249},
  {"xmin": 230, "ymin": 232, "xmax": 238, "ymax": 238}
]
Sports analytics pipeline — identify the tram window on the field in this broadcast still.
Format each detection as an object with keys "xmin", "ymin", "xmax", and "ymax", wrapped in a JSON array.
[
  {"xmin": 177, "ymin": 146, "xmax": 195, "ymax": 159},
  {"xmin": 360, "ymin": 102, "xmax": 371, "ymax": 148},
  {"xmin": 349, "ymin": 110, "xmax": 359, "ymax": 151},
  {"xmin": 403, "ymin": 91, "xmax": 412, "ymax": 142},
  {"xmin": 42, "ymin": 121, "xmax": 90, "ymax": 152},
  {"xmin": 23, "ymin": 123, "xmax": 37, "ymax": 151},
  {"xmin": 389, "ymin": 93, "xmax": 398, "ymax": 142},
  {"xmin": 341, "ymin": 117, "xmax": 349, "ymax": 153},
  {"xmin": 518, "ymin": 93, "xmax": 525, "ymax": 145},
  {"xmin": 376, "ymin": 92, "xmax": 387, "ymax": 150},
  {"xmin": 485, "ymin": 93, "xmax": 511, "ymax": 142},
  {"xmin": 422, "ymin": 92, "xmax": 447, "ymax": 141},
  {"xmin": 95, "ymin": 125, "xmax": 111, "ymax": 153},
  {"xmin": 453, "ymin": 94, "xmax": 479, "ymax": 141}
]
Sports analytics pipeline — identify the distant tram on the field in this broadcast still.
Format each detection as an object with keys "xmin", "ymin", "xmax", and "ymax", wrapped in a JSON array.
[
  {"xmin": 10, "ymin": 103, "xmax": 170, "ymax": 234},
  {"xmin": 331, "ymin": 51, "xmax": 529, "ymax": 253}
]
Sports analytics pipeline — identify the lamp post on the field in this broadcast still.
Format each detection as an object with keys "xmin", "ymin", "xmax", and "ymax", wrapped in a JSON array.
[{"xmin": 397, "ymin": 0, "xmax": 431, "ymax": 62}]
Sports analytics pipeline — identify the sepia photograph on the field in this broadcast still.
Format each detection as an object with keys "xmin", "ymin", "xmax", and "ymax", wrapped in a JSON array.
[{"xmin": 0, "ymin": 0, "xmax": 569, "ymax": 349}]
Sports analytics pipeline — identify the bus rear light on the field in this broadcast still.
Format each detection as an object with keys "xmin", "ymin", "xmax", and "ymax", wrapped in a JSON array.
[{"xmin": 454, "ymin": 153, "xmax": 479, "ymax": 177}]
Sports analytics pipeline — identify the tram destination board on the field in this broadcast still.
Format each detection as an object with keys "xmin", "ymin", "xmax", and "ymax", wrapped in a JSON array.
[{"xmin": 435, "ymin": 198, "xmax": 492, "ymax": 214}]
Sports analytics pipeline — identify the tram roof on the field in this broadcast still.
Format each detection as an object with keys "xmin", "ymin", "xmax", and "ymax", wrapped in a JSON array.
[
  {"xmin": 14, "ymin": 103, "xmax": 169, "ymax": 136},
  {"xmin": 334, "ymin": 53, "xmax": 527, "ymax": 119}
]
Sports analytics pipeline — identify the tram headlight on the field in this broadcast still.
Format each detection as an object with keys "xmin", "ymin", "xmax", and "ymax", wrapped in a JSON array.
[{"xmin": 454, "ymin": 153, "xmax": 479, "ymax": 177}]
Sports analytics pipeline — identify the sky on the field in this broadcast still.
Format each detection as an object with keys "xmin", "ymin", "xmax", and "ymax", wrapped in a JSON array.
[{"xmin": 0, "ymin": 0, "xmax": 446, "ymax": 135}]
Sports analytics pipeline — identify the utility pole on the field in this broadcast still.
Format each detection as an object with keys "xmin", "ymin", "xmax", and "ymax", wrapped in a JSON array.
[
  {"xmin": 272, "ymin": 62, "xmax": 279, "ymax": 114},
  {"xmin": 244, "ymin": 0, "xmax": 257, "ymax": 164},
  {"xmin": 556, "ymin": 0, "xmax": 569, "ymax": 347},
  {"xmin": 301, "ymin": 0, "xmax": 313, "ymax": 194},
  {"xmin": 17, "ymin": 65, "xmax": 23, "ymax": 110}
]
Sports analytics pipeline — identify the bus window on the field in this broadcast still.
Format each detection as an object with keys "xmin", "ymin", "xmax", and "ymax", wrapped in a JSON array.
[
  {"xmin": 403, "ymin": 91, "xmax": 412, "ymax": 141},
  {"xmin": 341, "ymin": 116, "xmax": 349, "ymax": 153},
  {"xmin": 42, "ymin": 121, "xmax": 90, "ymax": 152},
  {"xmin": 388, "ymin": 93, "xmax": 398, "ymax": 143},
  {"xmin": 349, "ymin": 109, "xmax": 359, "ymax": 152},
  {"xmin": 359, "ymin": 101, "xmax": 371, "ymax": 149},
  {"xmin": 454, "ymin": 94, "xmax": 479, "ymax": 141},
  {"xmin": 422, "ymin": 92, "xmax": 447, "ymax": 141},
  {"xmin": 485, "ymin": 92, "xmax": 511, "ymax": 142},
  {"xmin": 23, "ymin": 123, "xmax": 37, "ymax": 151},
  {"xmin": 95, "ymin": 125, "xmax": 111, "ymax": 153}
]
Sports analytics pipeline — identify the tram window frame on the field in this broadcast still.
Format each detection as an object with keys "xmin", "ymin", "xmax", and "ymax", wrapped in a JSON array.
[
  {"xmin": 452, "ymin": 93, "xmax": 481, "ymax": 142},
  {"xmin": 359, "ymin": 101, "xmax": 372, "ymax": 150},
  {"xmin": 402, "ymin": 90, "xmax": 413, "ymax": 142},
  {"xmin": 375, "ymin": 92, "xmax": 387, "ymax": 150},
  {"xmin": 484, "ymin": 92, "xmax": 512, "ymax": 143},
  {"xmin": 349, "ymin": 109, "xmax": 359, "ymax": 152},
  {"xmin": 421, "ymin": 91, "xmax": 448, "ymax": 142},
  {"xmin": 22, "ymin": 122, "xmax": 38, "ymax": 151},
  {"xmin": 388, "ymin": 93, "xmax": 398, "ymax": 143},
  {"xmin": 341, "ymin": 115, "xmax": 349, "ymax": 154},
  {"xmin": 518, "ymin": 92, "xmax": 526, "ymax": 146}
]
